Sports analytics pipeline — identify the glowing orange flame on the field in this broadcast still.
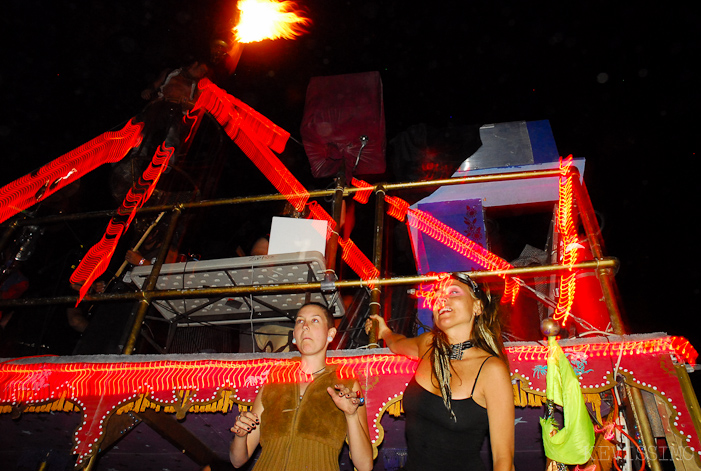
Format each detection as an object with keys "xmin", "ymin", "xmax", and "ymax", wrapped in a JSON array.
[{"xmin": 234, "ymin": 0, "xmax": 310, "ymax": 43}]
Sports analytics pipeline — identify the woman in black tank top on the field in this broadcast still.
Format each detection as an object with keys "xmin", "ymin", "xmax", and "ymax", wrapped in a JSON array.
[{"xmin": 368, "ymin": 272, "xmax": 515, "ymax": 471}]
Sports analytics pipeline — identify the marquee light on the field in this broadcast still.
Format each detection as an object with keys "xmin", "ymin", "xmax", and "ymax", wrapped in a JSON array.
[
  {"xmin": 306, "ymin": 201, "xmax": 379, "ymax": 284},
  {"xmin": 351, "ymin": 177, "xmax": 373, "ymax": 204},
  {"xmin": 192, "ymin": 78, "xmax": 309, "ymax": 212},
  {"xmin": 0, "ymin": 120, "xmax": 143, "ymax": 224},
  {"xmin": 406, "ymin": 207, "xmax": 521, "ymax": 304},
  {"xmin": 553, "ymin": 156, "xmax": 580, "ymax": 324},
  {"xmin": 348, "ymin": 177, "xmax": 521, "ymax": 303},
  {"xmin": 506, "ymin": 336, "xmax": 697, "ymax": 365},
  {"xmin": 0, "ymin": 355, "xmax": 418, "ymax": 405},
  {"xmin": 384, "ymin": 194, "xmax": 410, "ymax": 221},
  {"xmin": 70, "ymin": 144, "xmax": 174, "ymax": 302},
  {"xmin": 2, "ymin": 337, "xmax": 697, "ymax": 465}
]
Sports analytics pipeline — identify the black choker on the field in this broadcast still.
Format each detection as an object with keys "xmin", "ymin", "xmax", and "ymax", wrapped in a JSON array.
[{"xmin": 449, "ymin": 340, "xmax": 473, "ymax": 360}]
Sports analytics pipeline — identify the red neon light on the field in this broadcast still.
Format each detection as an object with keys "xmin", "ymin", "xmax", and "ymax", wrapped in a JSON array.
[
  {"xmin": 553, "ymin": 156, "xmax": 580, "ymax": 324},
  {"xmin": 351, "ymin": 178, "xmax": 373, "ymax": 204},
  {"xmin": 1, "ymin": 338, "xmax": 696, "ymax": 464},
  {"xmin": 70, "ymin": 144, "xmax": 175, "ymax": 301},
  {"xmin": 0, "ymin": 354, "xmax": 417, "ymax": 464},
  {"xmin": 305, "ymin": 201, "xmax": 379, "ymax": 284},
  {"xmin": 192, "ymin": 79, "xmax": 309, "ymax": 212},
  {"xmin": 0, "ymin": 355, "xmax": 418, "ymax": 405},
  {"xmin": 406, "ymin": 207, "xmax": 520, "ymax": 304},
  {"xmin": 412, "ymin": 272, "xmax": 451, "ymax": 310},
  {"xmin": 0, "ymin": 120, "xmax": 143, "ymax": 224},
  {"xmin": 384, "ymin": 194, "xmax": 410, "ymax": 221},
  {"xmin": 339, "ymin": 181, "xmax": 521, "ymax": 302},
  {"xmin": 338, "ymin": 237, "xmax": 380, "ymax": 286},
  {"xmin": 505, "ymin": 336, "xmax": 697, "ymax": 365}
]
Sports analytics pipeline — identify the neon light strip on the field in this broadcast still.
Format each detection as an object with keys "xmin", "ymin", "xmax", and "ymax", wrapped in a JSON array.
[
  {"xmin": 350, "ymin": 178, "xmax": 521, "ymax": 303},
  {"xmin": 553, "ymin": 156, "xmax": 579, "ymax": 324},
  {"xmin": 306, "ymin": 201, "xmax": 379, "ymax": 284},
  {"xmin": 0, "ymin": 337, "xmax": 695, "ymax": 403},
  {"xmin": 506, "ymin": 336, "xmax": 697, "ymax": 365},
  {"xmin": 0, "ymin": 355, "xmax": 418, "ymax": 404},
  {"xmin": 351, "ymin": 177, "xmax": 373, "ymax": 204},
  {"xmin": 1, "ymin": 338, "xmax": 695, "ymax": 464},
  {"xmin": 0, "ymin": 120, "xmax": 143, "ymax": 224},
  {"xmin": 70, "ymin": 144, "xmax": 174, "ymax": 302},
  {"xmin": 192, "ymin": 79, "xmax": 309, "ymax": 212},
  {"xmin": 406, "ymin": 207, "xmax": 521, "ymax": 304}
]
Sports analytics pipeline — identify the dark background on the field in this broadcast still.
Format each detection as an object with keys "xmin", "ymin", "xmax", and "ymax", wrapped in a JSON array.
[{"xmin": 1, "ymin": 1, "xmax": 699, "ymax": 346}]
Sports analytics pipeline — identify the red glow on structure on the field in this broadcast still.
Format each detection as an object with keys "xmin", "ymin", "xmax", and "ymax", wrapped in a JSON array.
[
  {"xmin": 305, "ymin": 201, "xmax": 379, "ymax": 285},
  {"xmin": 505, "ymin": 336, "xmax": 697, "ymax": 365},
  {"xmin": 338, "ymin": 237, "xmax": 380, "ymax": 286},
  {"xmin": 0, "ymin": 120, "xmax": 143, "ymax": 224},
  {"xmin": 336, "ymin": 180, "xmax": 521, "ymax": 302},
  {"xmin": 553, "ymin": 156, "xmax": 580, "ymax": 324},
  {"xmin": 384, "ymin": 194, "xmax": 410, "ymax": 221},
  {"xmin": 351, "ymin": 178, "xmax": 373, "ymax": 204},
  {"xmin": 192, "ymin": 79, "xmax": 309, "ymax": 211},
  {"xmin": 406, "ymin": 207, "xmax": 521, "ymax": 304},
  {"xmin": 70, "ymin": 144, "xmax": 175, "ymax": 301},
  {"xmin": 0, "ymin": 338, "xmax": 696, "ymax": 464}
]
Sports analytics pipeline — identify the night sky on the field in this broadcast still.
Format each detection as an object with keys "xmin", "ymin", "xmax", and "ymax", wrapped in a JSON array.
[{"xmin": 2, "ymin": 1, "xmax": 699, "ymax": 347}]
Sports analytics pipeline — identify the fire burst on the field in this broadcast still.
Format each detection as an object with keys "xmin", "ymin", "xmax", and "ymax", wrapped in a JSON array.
[{"xmin": 234, "ymin": 0, "xmax": 311, "ymax": 43}]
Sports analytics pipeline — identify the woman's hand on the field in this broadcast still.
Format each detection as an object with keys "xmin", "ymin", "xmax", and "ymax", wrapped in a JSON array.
[
  {"xmin": 230, "ymin": 411, "xmax": 259, "ymax": 437},
  {"xmin": 365, "ymin": 314, "xmax": 424, "ymax": 358},
  {"xmin": 364, "ymin": 314, "xmax": 391, "ymax": 340},
  {"xmin": 328, "ymin": 383, "xmax": 364, "ymax": 416}
]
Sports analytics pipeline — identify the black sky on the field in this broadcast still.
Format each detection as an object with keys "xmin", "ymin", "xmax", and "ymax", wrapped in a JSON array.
[{"xmin": 1, "ymin": 1, "xmax": 699, "ymax": 344}]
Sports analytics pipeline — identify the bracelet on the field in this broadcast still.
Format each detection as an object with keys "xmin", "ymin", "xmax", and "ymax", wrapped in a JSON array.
[{"xmin": 138, "ymin": 258, "xmax": 146, "ymax": 266}]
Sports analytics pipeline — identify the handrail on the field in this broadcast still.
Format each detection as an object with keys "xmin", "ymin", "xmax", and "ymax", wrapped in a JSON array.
[{"xmin": 0, "ymin": 258, "xmax": 618, "ymax": 308}]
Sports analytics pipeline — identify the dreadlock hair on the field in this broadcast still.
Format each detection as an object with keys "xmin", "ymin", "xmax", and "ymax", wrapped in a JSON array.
[{"xmin": 429, "ymin": 272, "xmax": 506, "ymax": 420}]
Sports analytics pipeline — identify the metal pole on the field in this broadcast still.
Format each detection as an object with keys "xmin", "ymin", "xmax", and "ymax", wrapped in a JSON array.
[
  {"xmin": 675, "ymin": 364, "xmax": 701, "ymax": 444},
  {"xmin": 571, "ymin": 175, "xmax": 627, "ymax": 335},
  {"xmin": 3, "ymin": 167, "xmax": 567, "ymax": 229},
  {"xmin": 627, "ymin": 385, "xmax": 664, "ymax": 471},
  {"xmin": 325, "ymin": 172, "xmax": 345, "ymax": 276},
  {"xmin": 0, "ymin": 258, "xmax": 620, "ymax": 309},
  {"xmin": 369, "ymin": 186, "xmax": 385, "ymax": 347},
  {"xmin": 123, "ymin": 207, "xmax": 182, "ymax": 354}
]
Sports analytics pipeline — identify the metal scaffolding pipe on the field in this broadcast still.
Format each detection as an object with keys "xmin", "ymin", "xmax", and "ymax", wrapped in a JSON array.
[
  {"xmin": 368, "ymin": 186, "xmax": 386, "ymax": 346},
  {"xmin": 2, "ymin": 167, "xmax": 572, "ymax": 229},
  {"xmin": 571, "ymin": 176, "xmax": 627, "ymax": 335},
  {"xmin": 123, "ymin": 207, "xmax": 182, "ymax": 354},
  {"xmin": 0, "ymin": 258, "xmax": 619, "ymax": 308}
]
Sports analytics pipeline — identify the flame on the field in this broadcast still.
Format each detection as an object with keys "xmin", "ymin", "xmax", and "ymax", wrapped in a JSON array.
[{"xmin": 234, "ymin": 0, "xmax": 310, "ymax": 43}]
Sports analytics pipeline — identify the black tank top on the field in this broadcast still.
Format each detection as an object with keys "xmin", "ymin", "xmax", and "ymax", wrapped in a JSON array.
[{"xmin": 402, "ymin": 357, "xmax": 492, "ymax": 471}]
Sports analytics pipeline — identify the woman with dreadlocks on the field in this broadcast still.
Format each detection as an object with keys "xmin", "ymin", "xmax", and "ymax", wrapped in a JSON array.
[{"xmin": 367, "ymin": 273, "xmax": 514, "ymax": 471}]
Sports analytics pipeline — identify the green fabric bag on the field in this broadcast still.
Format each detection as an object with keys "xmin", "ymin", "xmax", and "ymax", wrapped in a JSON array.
[{"xmin": 540, "ymin": 336, "xmax": 596, "ymax": 465}]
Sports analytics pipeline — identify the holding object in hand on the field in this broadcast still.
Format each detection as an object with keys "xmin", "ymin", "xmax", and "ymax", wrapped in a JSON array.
[
  {"xmin": 231, "ymin": 411, "xmax": 259, "ymax": 437},
  {"xmin": 229, "ymin": 302, "xmax": 374, "ymax": 471}
]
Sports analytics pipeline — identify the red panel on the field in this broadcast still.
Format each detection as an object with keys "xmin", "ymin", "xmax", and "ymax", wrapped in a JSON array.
[{"xmin": 301, "ymin": 71, "xmax": 386, "ymax": 178}]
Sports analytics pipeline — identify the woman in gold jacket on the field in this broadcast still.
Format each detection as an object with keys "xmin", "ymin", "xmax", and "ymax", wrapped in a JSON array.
[{"xmin": 229, "ymin": 302, "xmax": 373, "ymax": 471}]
